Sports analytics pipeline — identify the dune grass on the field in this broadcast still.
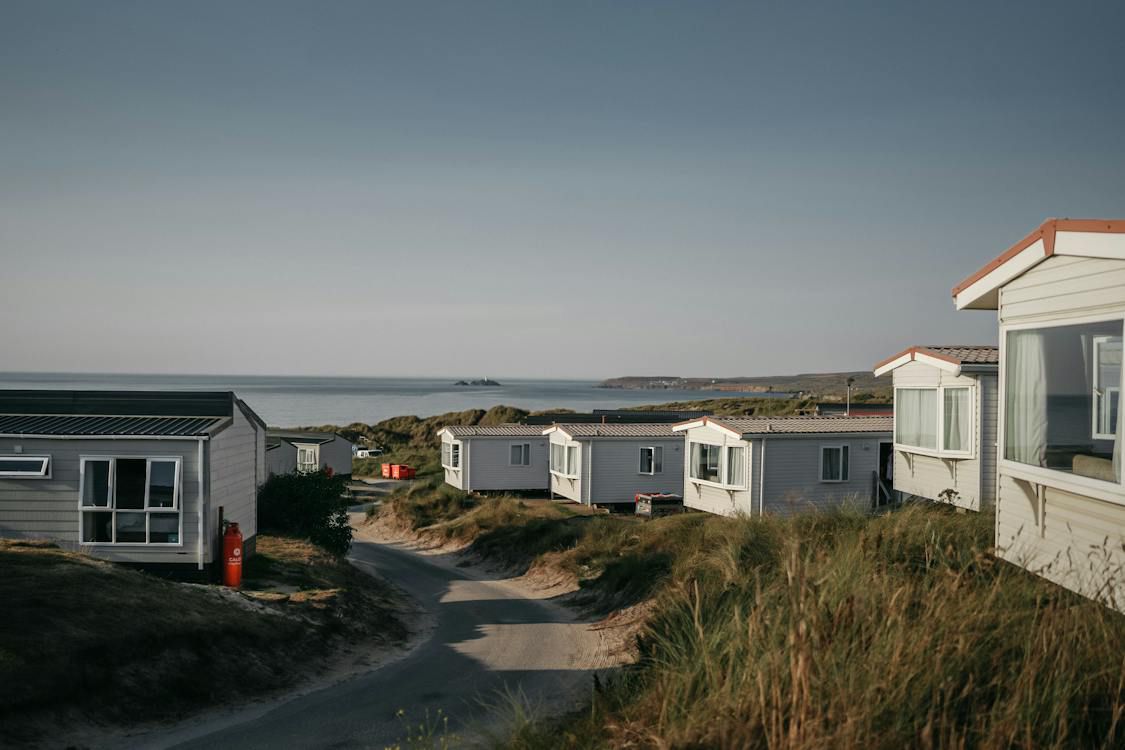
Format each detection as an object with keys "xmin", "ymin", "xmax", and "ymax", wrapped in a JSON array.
[
  {"xmin": 383, "ymin": 490, "xmax": 1125, "ymax": 748},
  {"xmin": 0, "ymin": 535, "xmax": 406, "ymax": 744}
]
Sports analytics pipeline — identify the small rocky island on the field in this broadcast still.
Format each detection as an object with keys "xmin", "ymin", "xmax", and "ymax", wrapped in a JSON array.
[{"xmin": 454, "ymin": 378, "xmax": 501, "ymax": 386}]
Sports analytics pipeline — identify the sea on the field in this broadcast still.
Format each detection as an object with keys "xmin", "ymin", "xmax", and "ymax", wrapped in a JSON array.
[{"xmin": 0, "ymin": 373, "xmax": 790, "ymax": 428}]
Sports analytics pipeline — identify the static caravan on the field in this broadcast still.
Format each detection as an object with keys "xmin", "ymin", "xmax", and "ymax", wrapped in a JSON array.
[
  {"xmin": 437, "ymin": 425, "xmax": 549, "ymax": 492},
  {"xmin": 543, "ymin": 424, "xmax": 684, "ymax": 506},
  {"xmin": 266, "ymin": 430, "xmax": 355, "ymax": 479},
  {"xmin": 873, "ymin": 345, "xmax": 999, "ymax": 511},
  {"xmin": 954, "ymin": 218, "xmax": 1125, "ymax": 607},
  {"xmin": 0, "ymin": 390, "xmax": 266, "ymax": 570},
  {"xmin": 673, "ymin": 416, "xmax": 894, "ymax": 517}
]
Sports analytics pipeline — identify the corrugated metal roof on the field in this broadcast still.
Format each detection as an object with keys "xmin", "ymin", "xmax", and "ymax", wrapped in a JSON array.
[
  {"xmin": 703, "ymin": 416, "xmax": 894, "ymax": 436},
  {"xmin": 0, "ymin": 414, "xmax": 228, "ymax": 437},
  {"xmin": 441, "ymin": 424, "xmax": 545, "ymax": 437},
  {"xmin": 550, "ymin": 423, "xmax": 679, "ymax": 438}
]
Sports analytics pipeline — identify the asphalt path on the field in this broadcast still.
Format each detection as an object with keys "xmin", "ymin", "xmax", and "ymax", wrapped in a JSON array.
[{"xmin": 123, "ymin": 533, "xmax": 610, "ymax": 749}]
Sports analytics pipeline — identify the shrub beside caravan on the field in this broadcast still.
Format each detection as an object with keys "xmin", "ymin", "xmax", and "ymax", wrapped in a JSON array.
[
  {"xmin": 673, "ymin": 416, "xmax": 894, "ymax": 517},
  {"xmin": 953, "ymin": 218, "xmax": 1125, "ymax": 607},
  {"xmin": 873, "ymin": 345, "xmax": 998, "ymax": 511}
]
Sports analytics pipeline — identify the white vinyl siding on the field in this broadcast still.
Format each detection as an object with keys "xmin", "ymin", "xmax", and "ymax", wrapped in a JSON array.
[{"xmin": 992, "ymin": 253, "xmax": 1125, "ymax": 609}]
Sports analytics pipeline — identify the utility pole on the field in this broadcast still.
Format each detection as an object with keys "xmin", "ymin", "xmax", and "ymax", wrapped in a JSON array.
[{"xmin": 846, "ymin": 376, "xmax": 856, "ymax": 416}]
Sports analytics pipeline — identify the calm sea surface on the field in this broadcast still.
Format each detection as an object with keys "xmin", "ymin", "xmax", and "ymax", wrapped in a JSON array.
[{"xmin": 0, "ymin": 373, "xmax": 787, "ymax": 427}]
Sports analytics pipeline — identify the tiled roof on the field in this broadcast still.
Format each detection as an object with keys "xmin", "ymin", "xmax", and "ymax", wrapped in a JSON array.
[
  {"xmin": 440, "ymin": 424, "xmax": 546, "ymax": 437},
  {"xmin": 873, "ymin": 345, "xmax": 998, "ymax": 375},
  {"xmin": 548, "ymin": 423, "xmax": 679, "ymax": 438},
  {"xmin": 917, "ymin": 346, "xmax": 999, "ymax": 365},
  {"xmin": 697, "ymin": 416, "xmax": 894, "ymax": 436},
  {"xmin": 0, "ymin": 414, "xmax": 227, "ymax": 437}
]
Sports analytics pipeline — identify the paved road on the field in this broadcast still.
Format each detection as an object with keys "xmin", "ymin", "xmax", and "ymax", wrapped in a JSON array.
[{"xmin": 126, "ymin": 535, "xmax": 610, "ymax": 749}]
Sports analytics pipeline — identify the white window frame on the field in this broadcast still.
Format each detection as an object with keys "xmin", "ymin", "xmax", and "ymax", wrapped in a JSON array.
[
  {"xmin": 442, "ymin": 441, "xmax": 462, "ymax": 470},
  {"xmin": 0, "ymin": 455, "xmax": 51, "ymax": 479},
  {"xmin": 78, "ymin": 456, "xmax": 184, "ymax": 547},
  {"xmin": 819, "ymin": 444, "xmax": 850, "ymax": 483},
  {"xmin": 509, "ymin": 442, "xmax": 531, "ymax": 467},
  {"xmin": 688, "ymin": 439, "xmax": 750, "ymax": 490},
  {"xmin": 638, "ymin": 446, "xmax": 664, "ymax": 475},
  {"xmin": 1092, "ymin": 334, "xmax": 1121, "ymax": 441},
  {"xmin": 295, "ymin": 444, "xmax": 320, "ymax": 474},
  {"xmin": 551, "ymin": 442, "xmax": 579, "ymax": 478},
  {"xmin": 998, "ymin": 313, "xmax": 1125, "ymax": 505},
  {"xmin": 893, "ymin": 385, "xmax": 975, "ymax": 459}
]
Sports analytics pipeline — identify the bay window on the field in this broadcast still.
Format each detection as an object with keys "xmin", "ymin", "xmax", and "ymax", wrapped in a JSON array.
[
  {"xmin": 895, "ymin": 386, "xmax": 973, "ymax": 457},
  {"xmin": 80, "ymin": 457, "xmax": 182, "ymax": 545},
  {"xmin": 690, "ymin": 442, "xmax": 722, "ymax": 483},
  {"xmin": 442, "ymin": 442, "xmax": 461, "ymax": 469},
  {"xmin": 689, "ymin": 442, "xmax": 746, "ymax": 487},
  {"xmin": 551, "ymin": 444, "xmax": 579, "ymax": 477},
  {"xmin": 1003, "ymin": 319, "xmax": 1123, "ymax": 484}
]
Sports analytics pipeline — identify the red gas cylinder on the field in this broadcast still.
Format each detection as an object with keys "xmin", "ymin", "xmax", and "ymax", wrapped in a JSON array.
[{"xmin": 222, "ymin": 522, "xmax": 244, "ymax": 588}]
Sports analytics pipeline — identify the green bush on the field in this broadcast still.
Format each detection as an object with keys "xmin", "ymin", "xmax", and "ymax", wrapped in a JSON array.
[{"xmin": 258, "ymin": 471, "xmax": 352, "ymax": 555}]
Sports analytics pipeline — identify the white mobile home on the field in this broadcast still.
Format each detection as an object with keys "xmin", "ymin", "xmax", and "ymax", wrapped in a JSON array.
[
  {"xmin": 873, "ymin": 345, "xmax": 998, "ymax": 511},
  {"xmin": 266, "ymin": 430, "xmax": 356, "ymax": 479},
  {"xmin": 954, "ymin": 218, "xmax": 1125, "ymax": 607},
  {"xmin": 0, "ymin": 390, "xmax": 265, "ymax": 571},
  {"xmin": 673, "ymin": 416, "xmax": 894, "ymax": 517},
  {"xmin": 543, "ymin": 424, "xmax": 684, "ymax": 506},
  {"xmin": 437, "ymin": 425, "xmax": 549, "ymax": 492}
]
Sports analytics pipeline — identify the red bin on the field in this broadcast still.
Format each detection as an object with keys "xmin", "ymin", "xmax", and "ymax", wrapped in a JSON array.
[{"xmin": 381, "ymin": 463, "xmax": 392, "ymax": 478}]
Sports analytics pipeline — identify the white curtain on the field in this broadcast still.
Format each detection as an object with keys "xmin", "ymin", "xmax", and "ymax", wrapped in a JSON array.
[
  {"xmin": 943, "ymin": 388, "xmax": 970, "ymax": 451},
  {"xmin": 1005, "ymin": 330, "xmax": 1048, "ymax": 466},
  {"xmin": 897, "ymin": 389, "xmax": 937, "ymax": 449}
]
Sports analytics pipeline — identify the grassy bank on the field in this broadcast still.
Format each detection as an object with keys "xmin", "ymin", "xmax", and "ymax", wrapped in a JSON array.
[
  {"xmin": 381, "ymin": 489, "xmax": 1125, "ymax": 748},
  {"xmin": 0, "ymin": 535, "xmax": 407, "ymax": 744}
]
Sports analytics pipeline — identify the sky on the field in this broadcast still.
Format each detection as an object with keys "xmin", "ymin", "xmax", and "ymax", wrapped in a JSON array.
[{"xmin": 2, "ymin": 1, "xmax": 1124, "ymax": 379}]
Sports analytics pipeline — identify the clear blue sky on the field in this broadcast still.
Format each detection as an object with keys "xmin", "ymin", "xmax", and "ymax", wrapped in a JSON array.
[{"xmin": 2, "ymin": 1, "xmax": 1123, "ymax": 379}]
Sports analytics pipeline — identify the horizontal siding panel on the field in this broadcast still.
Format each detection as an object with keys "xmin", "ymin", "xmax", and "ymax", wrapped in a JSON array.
[
  {"xmin": 465, "ymin": 437, "xmax": 549, "ymax": 492},
  {"xmin": 996, "ymin": 473, "xmax": 1125, "ymax": 607}
]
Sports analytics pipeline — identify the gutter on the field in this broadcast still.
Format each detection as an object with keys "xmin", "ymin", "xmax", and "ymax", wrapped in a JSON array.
[
  {"xmin": 759, "ymin": 437, "xmax": 767, "ymax": 517},
  {"xmin": 197, "ymin": 439, "xmax": 205, "ymax": 571}
]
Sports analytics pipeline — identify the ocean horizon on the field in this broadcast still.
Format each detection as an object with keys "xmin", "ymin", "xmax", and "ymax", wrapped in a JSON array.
[{"xmin": 0, "ymin": 372, "xmax": 788, "ymax": 427}]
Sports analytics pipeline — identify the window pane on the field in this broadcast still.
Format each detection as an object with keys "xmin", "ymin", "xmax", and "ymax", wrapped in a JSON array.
[
  {"xmin": 115, "ymin": 459, "xmax": 147, "ymax": 509},
  {"xmin": 896, "ymin": 389, "xmax": 937, "ymax": 449},
  {"xmin": 841, "ymin": 446, "xmax": 849, "ymax": 481},
  {"xmin": 115, "ymin": 512, "xmax": 146, "ymax": 543},
  {"xmin": 82, "ymin": 511, "xmax": 112, "ymax": 543},
  {"xmin": 822, "ymin": 447, "xmax": 841, "ymax": 481},
  {"xmin": 551, "ymin": 444, "xmax": 563, "ymax": 471},
  {"xmin": 653, "ymin": 447, "xmax": 663, "ymax": 474},
  {"xmin": 0, "ymin": 457, "xmax": 48, "ymax": 475},
  {"xmin": 82, "ymin": 460, "xmax": 111, "ymax": 507},
  {"xmin": 148, "ymin": 461, "xmax": 177, "ymax": 508},
  {"xmin": 442, "ymin": 443, "xmax": 450, "ymax": 466},
  {"xmin": 943, "ymin": 389, "xmax": 971, "ymax": 452},
  {"xmin": 726, "ymin": 447, "xmax": 744, "ymax": 486},
  {"xmin": 690, "ymin": 443, "xmax": 721, "ymax": 482},
  {"xmin": 566, "ymin": 446, "xmax": 578, "ymax": 475},
  {"xmin": 639, "ymin": 448, "xmax": 653, "ymax": 473},
  {"xmin": 451, "ymin": 444, "xmax": 460, "ymax": 468},
  {"xmin": 149, "ymin": 513, "xmax": 180, "ymax": 544},
  {"xmin": 1005, "ymin": 321, "xmax": 1123, "ymax": 483},
  {"xmin": 1095, "ymin": 336, "xmax": 1121, "ymax": 439}
]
